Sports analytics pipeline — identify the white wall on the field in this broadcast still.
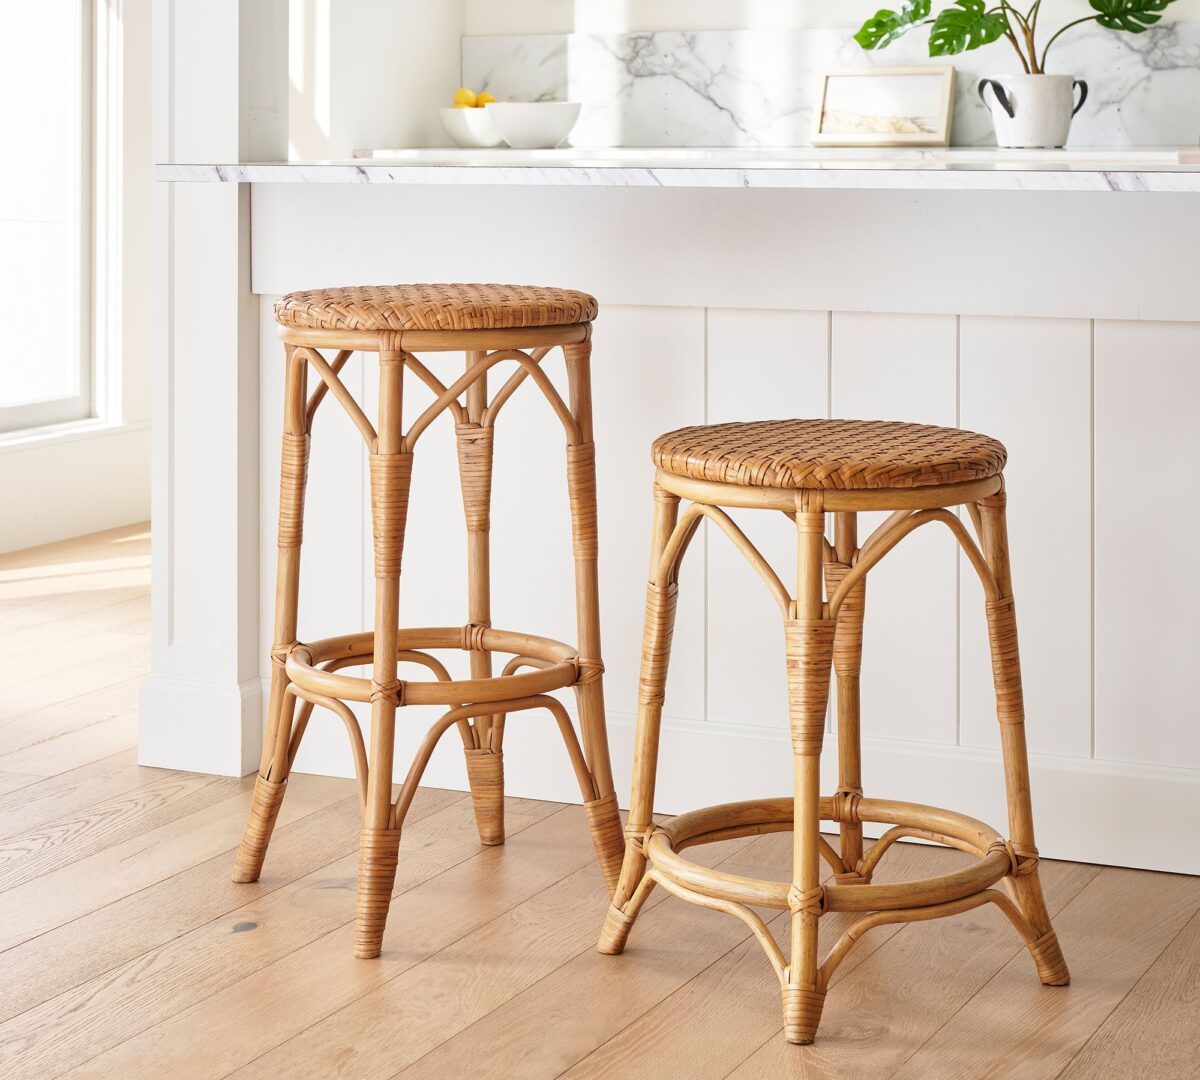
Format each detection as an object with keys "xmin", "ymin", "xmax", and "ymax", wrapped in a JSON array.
[
  {"xmin": 0, "ymin": 0, "xmax": 154, "ymax": 555},
  {"xmin": 462, "ymin": 0, "xmax": 1200, "ymax": 33},
  {"xmin": 284, "ymin": 0, "xmax": 1200, "ymax": 155},
  {"xmin": 288, "ymin": 0, "xmax": 465, "ymax": 156}
]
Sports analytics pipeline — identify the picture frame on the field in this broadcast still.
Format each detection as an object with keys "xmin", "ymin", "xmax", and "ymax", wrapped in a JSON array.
[{"xmin": 812, "ymin": 66, "xmax": 956, "ymax": 148}]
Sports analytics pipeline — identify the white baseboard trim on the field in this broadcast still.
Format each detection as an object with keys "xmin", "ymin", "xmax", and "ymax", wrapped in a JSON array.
[
  {"xmin": 282, "ymin": 708, "xmax": 1199, "ymax": 875},
  {"xmin": 139, "ymin": 674, "xmax": 262, "ymax": 777},
  {"xmin": 0, "ymin": 420, "xmax": 151, "ymax": 554}
]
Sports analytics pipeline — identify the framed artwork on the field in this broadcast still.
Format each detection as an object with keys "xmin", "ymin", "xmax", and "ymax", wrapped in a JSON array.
[{"xmin": 812, "ymin": 67, "xmax": 956, "ymax": 147}]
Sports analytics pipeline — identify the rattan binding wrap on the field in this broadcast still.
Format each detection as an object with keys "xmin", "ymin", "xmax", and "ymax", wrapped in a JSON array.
[
  {"xmin": 275, "ymin": 284, "xmax": 598, "ymax": 333},
  {"xmin": 652, "ymin": 418, "xmax": 1007, "ymax": 490},
  {"xmin": 782, "ymin": 985, "xmax": 826, "ymax": 1045},
  {"xmin": 1029, "ymin": 929, "xmax": 1070, "ymax": 986},
  {"xmin": 584, "ymin": 791, "xmax": 625, "ymax": 892},
  {"xmin": 464, "ymin": 749, "xmax": 505, "ymax": 846},
  {"xmin": 355, "ymin": 827, "xmax": 403, "ymax": 958},
  {"xmin": 231, "ymin": 775, "xmax": 286, "ymax": 883}
]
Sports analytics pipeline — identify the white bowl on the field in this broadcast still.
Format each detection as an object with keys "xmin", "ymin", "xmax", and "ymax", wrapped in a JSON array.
[
  {"xmin": 486, "ymin": 102, "xmax": 581, "ymax": 149},
  {"xmin": 439, "ymin": 106, "xmax": 503, "ymax": 149}
]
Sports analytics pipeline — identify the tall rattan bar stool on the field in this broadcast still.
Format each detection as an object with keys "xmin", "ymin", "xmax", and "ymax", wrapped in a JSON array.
[
  {"xmin": 232, "ymin": 284, "xmax": 624, "ymax": 958},
  {"xmin": 598, "ymin": 418, "xmax": 1069, "ymax": 1045}
]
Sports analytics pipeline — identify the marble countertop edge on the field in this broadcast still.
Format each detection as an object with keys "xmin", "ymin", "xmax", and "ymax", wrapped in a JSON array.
[{"xmin": 154, "ymin": 148, "xmax": 1200, "ymax": 193}]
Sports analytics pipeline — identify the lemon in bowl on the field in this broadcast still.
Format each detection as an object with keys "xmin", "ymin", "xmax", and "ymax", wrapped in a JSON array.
[{"xmin": 441, "ymin": 87, "xmax": 503, "ymax": 147}]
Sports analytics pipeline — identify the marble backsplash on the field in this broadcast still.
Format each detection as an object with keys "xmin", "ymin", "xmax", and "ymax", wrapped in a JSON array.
[{"xmin": 462, "ymin": 24, "xmax": 1200, "ymax": 148}]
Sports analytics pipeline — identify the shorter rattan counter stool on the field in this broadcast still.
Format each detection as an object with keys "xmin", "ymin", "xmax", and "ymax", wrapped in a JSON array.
[
  {"xmin": 232, "ymin": 284, "xmax": 625, "ymax": 959},
  {"xmin": 598, "ymin": 418, "xmax": 1069, "ymax": 1045}
]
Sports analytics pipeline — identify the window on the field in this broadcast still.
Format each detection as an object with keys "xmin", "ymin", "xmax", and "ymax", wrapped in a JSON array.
[{"xmin": 0, "ymin": 1, "xmax": 93, "ymax": 434}]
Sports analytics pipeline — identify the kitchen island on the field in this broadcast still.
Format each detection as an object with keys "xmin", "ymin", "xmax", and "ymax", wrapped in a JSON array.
[{"xmin": 147, "ymin": 17, "xmax": 1200, "ymax": 875}]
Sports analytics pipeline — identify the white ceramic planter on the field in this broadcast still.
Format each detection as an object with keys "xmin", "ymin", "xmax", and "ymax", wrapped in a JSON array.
[{"xmin": 978, "ymin": 74, "xmax": 1088, "ymax": 149}]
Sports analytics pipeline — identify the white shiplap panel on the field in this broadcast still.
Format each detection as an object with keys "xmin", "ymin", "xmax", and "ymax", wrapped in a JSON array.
[
  {"xmin": 1095, "ymin": 320, "xmax": 1200, "ymax": 770},
  {"xmin": 705, "ymin": 308, "xmax": 829, "ymax": 735},
  {"xmin": 959, "ymin": 316, "xmax": 1092, "ymax": 758},
  {"xmin": 588, "ymin": 307, "xmax": 708, "ymax": 723},
  {"xmin": 831, "ymin": 311, "xmax": 959, "ymax": 746}
]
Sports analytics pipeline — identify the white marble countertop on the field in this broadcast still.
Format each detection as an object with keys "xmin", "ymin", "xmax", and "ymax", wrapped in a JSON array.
[{"xmin": 155, "ymin": 146, "xmax": 1200, "ymax": 192}]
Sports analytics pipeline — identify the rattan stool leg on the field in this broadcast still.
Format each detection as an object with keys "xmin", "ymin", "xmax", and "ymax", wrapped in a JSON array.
[
  {"xmin": 783, "ymin": 500, "xmax": 836, "ymax": 1044},
  {"xmin": 355, "ymin": 351, "xmax": 411, "ymax": 960},
  {"xmin": 456, "ymin": 359, "xmax": 507, "ymax": 847},
  {"xmin": 565, "ymin": 340, "xmax": 624, "ymax": 894},
  {"xmin": 234, "ymin": 346, "xmax": 310, "ymax": 884},
  {"xmin": 598, "ymin": 484, "xmax": 681, "ymax": 953},
  {"xmin": 826, "ymin": 512, "xmax": 867, "ymax": 884},
  {"xmin": 978, "ymin": 491, "xmax": 1069, "ymax": 987}
]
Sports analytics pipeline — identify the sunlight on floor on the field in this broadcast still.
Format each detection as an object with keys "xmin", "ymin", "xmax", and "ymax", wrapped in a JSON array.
[{"xmin": 0, "ymin": 523, "xmax": 150, "ymax": 601}]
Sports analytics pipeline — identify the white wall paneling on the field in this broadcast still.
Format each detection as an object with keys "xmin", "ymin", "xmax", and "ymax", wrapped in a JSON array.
[
  {"xmin": 832, "ymin": 312, "xmax": 959, "ymax": 747},
  {"xmin": 705, "ymin": 308, "xmax": 829, "ymax": 737},
  {"xmin": 236, "ymin": 296, "xmax": 1200, "ymax": 871},
  {"xmin": 1095, "ymin": 320, "xmax": 1200, "ymax": 772},
  {"xmin": 959, "ymin": 316, "xmax": 1092, "ymax": 758}
]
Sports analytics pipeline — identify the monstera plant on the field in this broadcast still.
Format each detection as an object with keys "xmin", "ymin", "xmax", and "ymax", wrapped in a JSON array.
[{"xmin": 855, "ymin": 0, "xmax": 1177, "ymax": 74}]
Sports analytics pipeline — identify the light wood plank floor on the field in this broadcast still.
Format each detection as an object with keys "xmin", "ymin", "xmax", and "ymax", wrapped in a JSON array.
[{"xmin": 1, "ymin": 525, "xmax": 1197, "ymax": 1079}]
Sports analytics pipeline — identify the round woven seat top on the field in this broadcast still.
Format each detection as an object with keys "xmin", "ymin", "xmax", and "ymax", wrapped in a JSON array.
[
  {"xmin": 652, "ymin": 419, "xmax": 1007, "ymax": 491},
  {"xmin": 274, "ymin": 283, "xmax": 598, "ymax": 333}
]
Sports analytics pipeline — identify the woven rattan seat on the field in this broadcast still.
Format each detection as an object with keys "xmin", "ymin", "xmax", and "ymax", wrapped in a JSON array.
[
  {"xmin": 652, "ymin": 418, "xmax": 1007, "ymax": 491},
  {"xmin": 274, "ymin": 283, "xmax": 598, "ymax": 333}
]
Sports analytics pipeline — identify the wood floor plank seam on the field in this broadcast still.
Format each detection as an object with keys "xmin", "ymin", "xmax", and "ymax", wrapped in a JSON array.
[
  {"xmin": 55, "ymin": 799, "xmax": 568, "ymax": 1080},
  {"xmin": 1, "ymin": 785, "xmax": 460, "ymax": 1074},
  {"xmin": 0, "ymin": 674, "xmax": 144, "ymax": 734},
  {"xmin": 878, "ymin": 862, "xmax": 1108, "ymax": 1080},
  {"xmin": 389, "ymin": 832, "xmax": 803, "ymax": 1079},
  {"xmin": 563, "ymin": 842, "xmax": 963, "ymax": 1079},
  {"xmin": 884, "ymin": 865, "xmax": 1200, "ymax": 1079},
  {"xmin": 0, "ymin": 589, "xmax": 149, "ymax": 638},
  {"xmin": 0, "ymin": 750, "xmax": 169, "ymax": 838},
  {"xmin": 0, "ymin": 708, "xmax": 140, "ymax": 766},
  {"xmin": 222, "ymin": 805, "xmax": 590, "ymax": 1080},
  {"xmin": 0, "ymin": 772, "xmax": 250, "ymax": 893},
  {"xmin": 531, "ymin": 835, "xmax": 880, "ymax": 1080},
  {"xmin": 700, "ymin": 858, "xmax": 1103, "ymax": 1078},
  {"xmin": 0, "ymin": 793, "xmax": 375, "ymax": 1018},
  {"xmin": 1049, "ymin": 904, "xmax": 1200, "ymax": 1080},
  {"xmin": 393, "ymin": 896, "xmax": 764, "ymax": 1080},
  {"xmin": 0, "ymin": 780, "xmax": 303, "ymax": 955},
  {"xmin": 872, "ymin": 861, "xmax": 1108, "ymax": 1080},
  {"xmin": 0, "ymin": 649, "xmax": 150, "ymax": 725}
]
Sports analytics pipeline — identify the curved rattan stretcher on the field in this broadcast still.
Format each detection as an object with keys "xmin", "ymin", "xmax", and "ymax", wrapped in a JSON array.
[
  {"xmin": 598, "ymin": 420, "xmax": 1069, "ymax": 1046},
  {"xmin": 231, "ymin": 285, "xmax": 624, "ymax": 960}
]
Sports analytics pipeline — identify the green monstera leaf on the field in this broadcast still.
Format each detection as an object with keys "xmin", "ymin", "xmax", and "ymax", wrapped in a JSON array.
[
  {"xmin": 1089, "ymin": 0, "xmax": 1174, "ymax": 32},
  {"xmin": 928, "ymin": 0, "xmax": 1010, "ymax": 54},
  {"xmin": 855, "ymin": 0, "xmax": 933, "ymax": 50}
]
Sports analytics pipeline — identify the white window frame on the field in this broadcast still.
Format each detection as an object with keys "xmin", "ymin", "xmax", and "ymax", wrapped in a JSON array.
[{"xmin": 0, "ymin": 1, "xmax": 97, "ymax": 436}]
